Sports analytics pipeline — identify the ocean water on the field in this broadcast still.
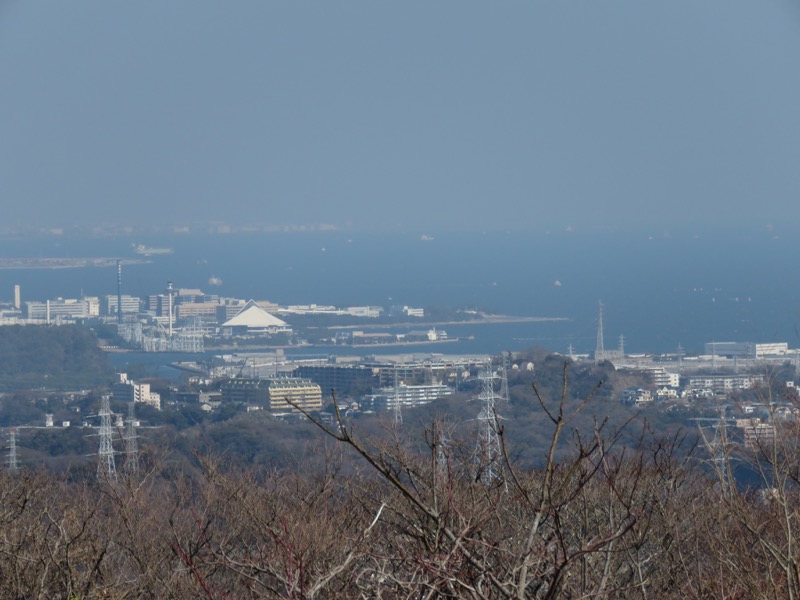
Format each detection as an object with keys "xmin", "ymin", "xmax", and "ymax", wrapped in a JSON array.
[{"xmin": 1, "ymin": 229, "xmax": 799, "ymax": 357}]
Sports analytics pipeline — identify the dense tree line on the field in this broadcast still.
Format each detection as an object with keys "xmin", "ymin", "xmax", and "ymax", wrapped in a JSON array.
[
  {"xmin": 2, "ymin": 362, "xmax": 800, "ymax": 598},
  {"xmin": 8, "ymin": 350, "xmax": 665, "ymax": 483},
  {"xmin": 0, "ymin": 324, "xmax": 112, "ymax": 391}
]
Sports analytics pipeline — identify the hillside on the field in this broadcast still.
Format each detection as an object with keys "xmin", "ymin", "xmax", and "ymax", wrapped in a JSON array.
[{"xmin": 0, "ymin": 324, "xmax": 112, "ymax": 391}]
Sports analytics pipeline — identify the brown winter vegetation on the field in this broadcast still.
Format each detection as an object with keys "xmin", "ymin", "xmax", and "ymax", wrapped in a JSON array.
[{"xmin": 2, "ymin": 363, "xmax": 800, "ymax": 598}]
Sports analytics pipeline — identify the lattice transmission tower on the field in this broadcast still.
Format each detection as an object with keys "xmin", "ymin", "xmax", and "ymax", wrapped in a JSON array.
[
  {"xmin": 393, "ymin": 367, "xmax": 403, "ymax": 425},
  {"xmin": 97, "ymin": 394, "xmax": 117, "ymax": 481},
  {"xmin": 499, "ymin": 353, "xmax": 511, "ymax": 405},
  {"xmin": 595, "ymin": 300, "xmax": 605, "ymax": 362},
  {"xmin": 124, "ymin": 401, "xmax": 138, "ymax": 475},
  {"xmin": 7, "ymin": 428, "xmax": 18, "ymax": 471},
  {"xmin": 695, "ymin": 414, "xmax": 732, "ymax": 490},
  {"xmin": 474, "ymin": 361, "xmax": 506, "ymax": 484}
]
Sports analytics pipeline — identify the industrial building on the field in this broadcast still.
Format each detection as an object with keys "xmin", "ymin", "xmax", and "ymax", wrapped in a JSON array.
[
  {"xmin": 175, "ymin": 302, "xmax": 219, "ymax": 319},
  {"xmin": 103, "ymin": 295, "xmax": 140, "ymax": 317},
  {"xmin": 389, "ymin": 305, "xmax": 424, "ymax": 318},
  {"xmin": 217, "ymin": 299, "xmax": 248, "ymax": 322},
  {"xmin": 25, "ymin": 297, "xmax": 100, "ymax": 322},
  {"xmin": 704, "ymin": 341, "xmax": 790, "ymax": 359}
]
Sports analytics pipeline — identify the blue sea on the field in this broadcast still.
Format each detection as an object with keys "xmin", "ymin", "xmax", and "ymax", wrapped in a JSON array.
[{"xmin": 1, "ymin": 228, "xmax": 799, "ymax": 359}]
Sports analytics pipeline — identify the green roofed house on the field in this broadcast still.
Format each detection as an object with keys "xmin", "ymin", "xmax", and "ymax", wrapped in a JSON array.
[{"xmin": 220, "ymin": 377, "xmax": 322, "ymax": 414}]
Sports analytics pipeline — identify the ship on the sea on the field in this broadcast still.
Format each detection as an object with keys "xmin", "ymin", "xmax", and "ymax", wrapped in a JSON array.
[{"xmin": 133, "ymin": 243, "xmax": 174, "ymax": 256}]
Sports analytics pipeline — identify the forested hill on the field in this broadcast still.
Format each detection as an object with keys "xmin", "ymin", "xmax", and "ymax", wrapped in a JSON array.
[{"xmin": 0, "ymin": 325, "xmax": 112, "ymax": 391}]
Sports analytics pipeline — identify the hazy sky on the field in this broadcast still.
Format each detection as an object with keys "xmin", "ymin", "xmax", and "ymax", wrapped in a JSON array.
[{"xmin": 1, "ymin": 1, "xmax": 799, "ymax": 233}]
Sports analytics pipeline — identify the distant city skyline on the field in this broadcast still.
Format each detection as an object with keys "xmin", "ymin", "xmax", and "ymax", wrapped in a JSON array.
[{"xmin": 1, "ymin": 1, "xmax": 799, "ymax": 233}]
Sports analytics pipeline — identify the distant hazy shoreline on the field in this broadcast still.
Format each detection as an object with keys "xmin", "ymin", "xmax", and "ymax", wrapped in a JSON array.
[
  {"xmin": 0, "ymin": 258, "xmax": 148, "ymax": 269},
  {"xmin": 327, "ymin": 315, "xmax": 569, "ymax": 330}
]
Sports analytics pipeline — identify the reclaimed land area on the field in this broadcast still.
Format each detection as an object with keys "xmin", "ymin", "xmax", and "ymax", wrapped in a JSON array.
[
  {"xmin": 326, "ymin": 313, "xmax": 568, "ymax": 330},
  {"xmin": 0, "ymin": 257, "xmax": 148, "ymax": 269}
]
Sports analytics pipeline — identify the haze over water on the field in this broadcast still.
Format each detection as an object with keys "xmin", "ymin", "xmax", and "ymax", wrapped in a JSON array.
[
  {"xmin": 1, "ymin": 228, "xmax": 797, "ymax": 356},
  {"xmin": 1, "ymin": 2, "xmax": 799, "ymax": 360}
]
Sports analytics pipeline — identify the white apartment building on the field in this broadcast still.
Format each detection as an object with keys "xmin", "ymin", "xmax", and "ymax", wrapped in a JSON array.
[
  {"xmin": 686, "ymin": 374, "xmax": 765, "ymax": 393},
  {"xmin": 112, "ymin": 373, "xmax": 162, "ymax": 410},
  {"xmin": 369, "ymin": 383, "xmax": 453, "ymax": 411},
  {"xmin": 648, "ymin": 367, "xmax": 680, "ymax": 388}
]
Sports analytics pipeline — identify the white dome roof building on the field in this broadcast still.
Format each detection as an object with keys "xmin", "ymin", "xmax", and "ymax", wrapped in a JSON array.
[{"xmin": 222, "ymin": 300, "xmax": 292, "ymax": 334}]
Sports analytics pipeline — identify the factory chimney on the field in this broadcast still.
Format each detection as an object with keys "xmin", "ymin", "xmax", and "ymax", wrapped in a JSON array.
[{"xmin": 117, "ymin": 261, "xmax": 123, "ymax": 324}]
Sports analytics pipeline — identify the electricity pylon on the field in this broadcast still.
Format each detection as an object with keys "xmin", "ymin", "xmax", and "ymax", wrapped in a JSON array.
[{"xmin": 97, "ymin": 395, "xmax": 117, "ymax": 481}]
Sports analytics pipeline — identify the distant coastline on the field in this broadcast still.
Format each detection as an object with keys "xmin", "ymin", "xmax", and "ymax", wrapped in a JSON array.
[
  {"xmin": 348, "ymin": 337, "xmax": 463, "ymax": 348},
  {"xmin": 327, "ymin": 314, "xmax": 569, "ymax": 330},
  {"xmin": 2, "ymin": 229, "xmax": 794, "ymax": 356},
  {"xmin": 0, "ymin": 257, "xmax": 149, "ymax": 270},
  {"xmin": 193, "ymin": 337, "xmax": 467, "ymax": 352}
]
